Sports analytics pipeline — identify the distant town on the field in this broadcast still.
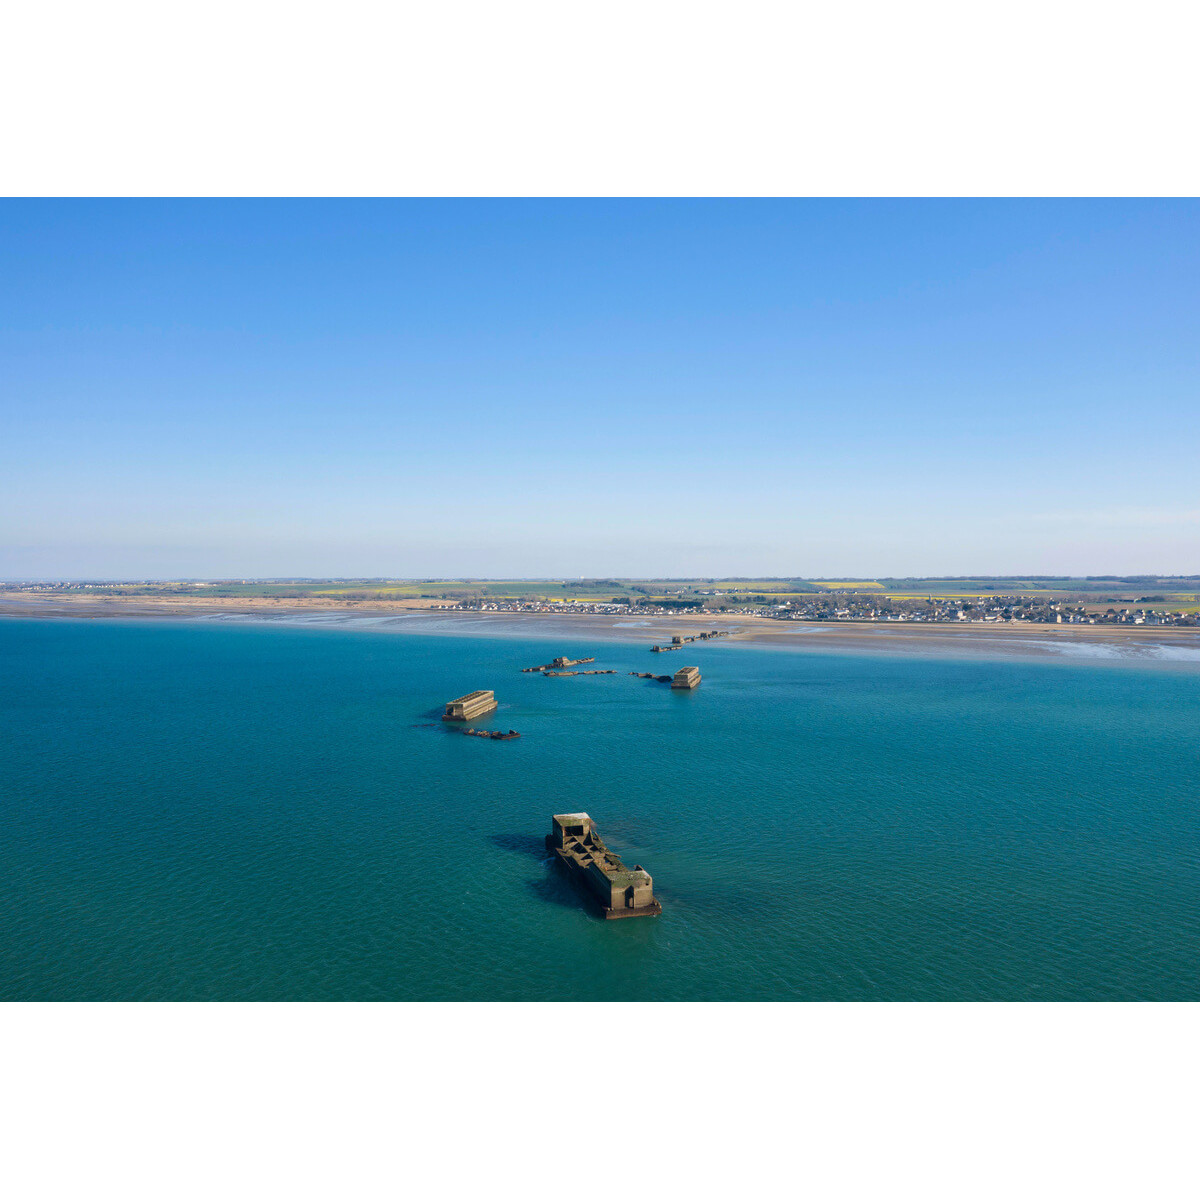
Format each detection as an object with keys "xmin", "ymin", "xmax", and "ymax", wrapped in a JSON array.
[
  {"xmin": 436, "ymin": 595, "xmax": 1200, "ymax": 626},
  {"xmin": 4, "ymin": 576, "xmax": 1199, "ymax": 627}
]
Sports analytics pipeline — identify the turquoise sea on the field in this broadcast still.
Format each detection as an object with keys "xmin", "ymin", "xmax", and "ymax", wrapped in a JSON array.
[{"xmin": 2, "ymin": 616, "xmax": 1199, "ymax": 1001}]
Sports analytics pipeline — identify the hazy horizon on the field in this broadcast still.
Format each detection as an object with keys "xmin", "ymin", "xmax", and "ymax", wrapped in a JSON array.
[
  {"xmin": 6, "ymin": 572, "xmax": 1197, "ymax": 585},
  {"xmin": 4, "ymin": 199, "xmax": 1198, "ymax": 579}
]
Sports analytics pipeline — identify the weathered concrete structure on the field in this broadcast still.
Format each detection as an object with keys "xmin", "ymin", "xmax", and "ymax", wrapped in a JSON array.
[
  {"xmin": 443, "ymin": 689, "xmax": 498, "ymax": 721},
  {"xmin": 547, "ymin": 813, "xmax": 661, "ymax": 919},
  {"xmin": 521, "ymin": 656, "xmax": 596, "ymax": 672},
  {"xmin": 672, "ymin": 666, "xmax": 701, "ymax": 689}
]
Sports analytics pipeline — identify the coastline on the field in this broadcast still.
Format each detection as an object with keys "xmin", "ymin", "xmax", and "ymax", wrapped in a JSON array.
[{"xmin": 4, "ymin": 592, "xmax": 1200, "ymax": 666}]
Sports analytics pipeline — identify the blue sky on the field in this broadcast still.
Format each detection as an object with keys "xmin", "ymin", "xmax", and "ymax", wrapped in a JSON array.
[{"xmin": 2, "ymin": 199, "xmax": 1197, "ymax": 579}]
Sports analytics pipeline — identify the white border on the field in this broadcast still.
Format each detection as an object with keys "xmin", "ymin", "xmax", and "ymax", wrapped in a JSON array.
[
  {"xmin": 2, "ymin": 0, "xmax": 1199, "ymax": 196},
  {"xmin": 4, "ymin": 1002, "xmax": 1198, "ymax": 1197}
]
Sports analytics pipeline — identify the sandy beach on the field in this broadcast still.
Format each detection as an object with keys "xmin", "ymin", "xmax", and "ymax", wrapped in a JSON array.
[{"xmin": 4, "ymin": 591, "xmax": 1199, "ymax": 665}]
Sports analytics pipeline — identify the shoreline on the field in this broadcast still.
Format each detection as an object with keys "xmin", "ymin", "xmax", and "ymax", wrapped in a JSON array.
[{"xmin": 4, "ymin": 593, "xmax": 1200, "ymax": 666}]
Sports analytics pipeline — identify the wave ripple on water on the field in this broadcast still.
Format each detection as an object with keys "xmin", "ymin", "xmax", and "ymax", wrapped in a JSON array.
[{"xmin": 2, "ymin": 617, "xmax": 1199, "ymax": 1001}]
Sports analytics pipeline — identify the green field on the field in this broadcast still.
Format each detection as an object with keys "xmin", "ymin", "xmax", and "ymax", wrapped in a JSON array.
[{"xmin": 8, "ymin": 576, "xmax": 1199, "ymax": 608}]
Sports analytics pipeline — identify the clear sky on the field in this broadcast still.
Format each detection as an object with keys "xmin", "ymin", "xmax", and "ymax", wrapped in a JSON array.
[{"xmin": 2, "ymin": 199, "xmax": 1197, "ymax": 579}]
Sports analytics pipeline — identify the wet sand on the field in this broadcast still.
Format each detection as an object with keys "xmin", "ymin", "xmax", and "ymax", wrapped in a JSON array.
[{"xmin": 3, "ymin": 591, "xmax": 1199, "ymax": 665}]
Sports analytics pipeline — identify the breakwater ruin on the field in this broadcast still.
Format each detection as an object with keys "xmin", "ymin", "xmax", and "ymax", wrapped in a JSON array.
[
  {"xmin": 651, "ymin": 630, "xmax": 729, "ymax": 652},
  {"xmin": 629, "ymin": 666, "xmax": 701, "ymax": 687},
  {"xmin": 521, "ymin": 655, "xmax": 595, "ymax": 672},
  {"xmin": 443, "ymin": 690, "xmax": 498, "ymax": 721},
  {"xmin": 547, "ymin": 814, "xmax": 661, "ymax": 919},
  {"xmin": 434, "ymin": 649, "xmax": 710, "ymax": 909},
  {"xmin": 520, "ymin": 652, "xmax": 619, "ymax": 677}
]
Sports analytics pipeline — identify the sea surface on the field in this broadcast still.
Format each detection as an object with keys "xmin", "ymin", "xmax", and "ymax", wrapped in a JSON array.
[{"xmin": 2, "ymin": 616, "xmax": 1199, "ymax": 1001}]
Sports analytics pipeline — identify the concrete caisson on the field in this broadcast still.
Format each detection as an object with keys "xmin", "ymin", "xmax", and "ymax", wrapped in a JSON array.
[
  {"xmin": 443, "ymin": 690, "xmax": 499, "ymax": 721},
  {"xmin": 547, "ymin": 813, "xmax": 661, "ymax": 919}
]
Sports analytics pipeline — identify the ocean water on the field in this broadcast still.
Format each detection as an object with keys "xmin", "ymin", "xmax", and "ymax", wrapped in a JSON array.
[{"xmin": 2, "ymin": 616, "xmax": 1199, "ymax": 1001}]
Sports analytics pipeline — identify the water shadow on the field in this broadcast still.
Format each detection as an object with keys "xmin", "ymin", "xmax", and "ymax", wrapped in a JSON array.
[
  {"xmin": 525, "ymin": 871, "xmax": 603, "ymax": 918},
  {"xmin": 488, "ymin": 832, "xmax": 547, "ymax": 859},
  {"xmin": 489, "ymin": 832, "xmax": 605, "ymax": 918}
]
